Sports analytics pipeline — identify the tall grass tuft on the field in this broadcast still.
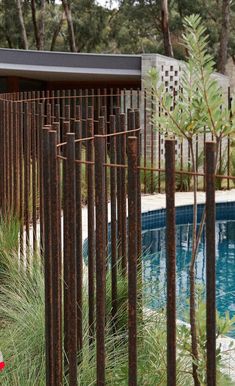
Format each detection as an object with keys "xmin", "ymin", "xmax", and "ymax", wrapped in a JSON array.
[
  {"xmin": 0, "ymin": 249, "xmax": 45, "ymax": 385},
  {"xmin": 0, "ymin": 216, "xmax": 20, "ymax": 284},
  {"xmin": 0, "ymin": 219, "xmax": 234, "ymax": 385}
]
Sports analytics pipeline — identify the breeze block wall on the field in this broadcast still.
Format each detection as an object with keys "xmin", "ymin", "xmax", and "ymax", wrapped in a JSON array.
[{"xmin": 141, "ymin": 54, "xmax": 230, "ymax": 177}]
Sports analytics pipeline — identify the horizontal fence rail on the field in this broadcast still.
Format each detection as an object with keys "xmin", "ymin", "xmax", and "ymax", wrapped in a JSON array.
[
  {"xmin": 0, "ymin": 87, "xmax": 234, "ymax": 202},
  {"xmin": 0, "ymin": 88, "xmax": 234, "ymax": 385}
]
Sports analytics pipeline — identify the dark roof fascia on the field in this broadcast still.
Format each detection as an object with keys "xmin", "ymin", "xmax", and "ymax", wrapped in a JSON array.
[{"xmin": 0, "ymin": 48, "xmax": 142, "ymax": 73}]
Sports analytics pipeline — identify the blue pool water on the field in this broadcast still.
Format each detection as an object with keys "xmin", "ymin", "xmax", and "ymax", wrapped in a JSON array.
[{"xmin": 142, "ymin": 202, "xmax": 235, "ymax": 335}]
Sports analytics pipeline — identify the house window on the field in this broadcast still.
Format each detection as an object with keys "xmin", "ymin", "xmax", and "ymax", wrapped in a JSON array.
[
  {"xmin": 0, "ymin": 77, "xmax": 8, "ymax": 93},
  {"xmin": 19, "ymin": 78, "xmax": 45, "ymax": 92}
]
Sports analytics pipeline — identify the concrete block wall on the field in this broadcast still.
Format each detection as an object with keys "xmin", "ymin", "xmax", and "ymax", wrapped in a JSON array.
[
  {"xmin": 226, "ymin": 57, "xmax": 235, "ymax": 93},
  {"xmin": 141, "ymin": 54, "xmax": 230, "ymax": 175}
]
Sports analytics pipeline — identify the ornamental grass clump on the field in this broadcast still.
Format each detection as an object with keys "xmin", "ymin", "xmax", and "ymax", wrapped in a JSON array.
[{"xmin": 0, "ymin": 218, "xmax": 234, "ymax": 384}]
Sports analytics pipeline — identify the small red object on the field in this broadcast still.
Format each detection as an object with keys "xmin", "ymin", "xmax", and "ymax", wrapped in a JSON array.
[{"xmin": 0, "ymin": 352, "xmax": 5, "ymax": 371}]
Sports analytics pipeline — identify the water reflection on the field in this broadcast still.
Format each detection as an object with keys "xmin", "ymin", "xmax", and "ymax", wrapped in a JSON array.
[{"xmin": 142, "ymin": 221, "xmax": 235, "ymax": 327}]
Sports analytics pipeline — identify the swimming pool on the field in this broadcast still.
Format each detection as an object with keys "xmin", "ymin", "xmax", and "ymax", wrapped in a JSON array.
[{"xmin": 142, "ymin": 202, "xmax": 235, "ymax": 335}]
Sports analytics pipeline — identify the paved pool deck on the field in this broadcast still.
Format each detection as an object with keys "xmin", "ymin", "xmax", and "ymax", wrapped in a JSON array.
[{"xmin": 81, "ymin": 189, "xmax": 235, "ymax": 241}]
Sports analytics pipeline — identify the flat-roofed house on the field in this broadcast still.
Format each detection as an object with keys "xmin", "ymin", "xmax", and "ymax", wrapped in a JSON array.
[{"xmin": 0, "ymin": 48, "xmax": 230, "ymax": 169}]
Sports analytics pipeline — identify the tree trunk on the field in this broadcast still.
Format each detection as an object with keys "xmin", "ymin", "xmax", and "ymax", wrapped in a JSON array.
[
  {"xmin": 50, "ymin": 13, "xmax": 65, "ymax": 51},
  {"xmin": 38, "ymin": 0, "xmax": 46, "ymax": 50},
  {"xmin": 161, "ymin": 0, "xmax": 174, "ymax": 57},
  {"xmin": 31, "ymin": 0, "xmax": 40, "ymax": 49},
  {"xmin": 61, "ymin": 0, "xmax": 77, "ymax": 52},
  {"xmin": 31, "ymin": 0, "xmax": 46, "ymax": 50},
  {"xmin": 218, "ymin": 0, "xmax": 230, "ymax": 74},
  {"xmin": 5, "ymin": 32, "xmax": 13, "ymax": 48},
  {"xmin": 16, "ymin": 0, "xmax": 28, "ymax": 50}
]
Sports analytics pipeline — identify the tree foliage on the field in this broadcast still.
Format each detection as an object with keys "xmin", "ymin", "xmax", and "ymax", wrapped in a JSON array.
[{"xmin": 0, "ymin": 1, "xmax": 234, "ymax": 72}]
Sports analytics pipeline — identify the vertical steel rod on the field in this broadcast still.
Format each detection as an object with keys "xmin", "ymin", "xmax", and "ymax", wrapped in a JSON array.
[
  {"xmin": 135, "ymin": 110, "xmax": 142, "ymax": 321},
  {"xmin": 87, "ymin": 116, "xmax": 95, "ymax": 343},
  {"xmin": 206, "ymin": 141, "xmax": 217, "ymax": 386},
  {"xmin": 127, "ymin": 136, "xmax": 138, "ymax": 386},
  {"xmin": 19, "ymin": 102, "xmax": 24, "ymax": 257},
  {"xmin": 227, "ymin": 87, "xmax": 231, "ymax": 190},
  {"xmin": 120, "ymin": 113, "xmax": 127, "ymax": 274},
  {"xmin": 99, "ymin": 113, "xmax": 108, "ymax": 251},
  {"xmin": 64, "ymin": 133, "xmax": 77, "ymax": 386},
  {"xmin": 13, "ymin": 102, "xmax": 18, "ymax": 216},
  {"xmin": 95, "ymin": 134, "xmax": 106, "ymax": 386},
  {"xmin": 116, "ymin": 110, "xmax": 122, "ymax": 264},
  {"xmin": 24, "ymin": 102, "xmax": 31, "ymax": 259},
  {"xmin": 49, "ymin": 130, "xmax": 63, "ymax": 385},
  {"xmin": 75, "ymin": 116, "xmax": 83, "ymax": 356},
  {"xmin": 0, "ymin": 102, "xmax": 3, "ymax": 212},
  {"xmin": 32, "ymin": 101, "xmax": 37, "ymax": 252},
  {"xmin": 9, "ymin": 101, "xmax": 13, "ymax": 213},
  {"xmin": 42, "ymin": 127, "xmax": 54, "ymax": 386},
  {"xmin": 39, "ymin": 103, "xmax": 45, "ymax": 253},
  {"xmin": 165, "ymin": 139, "xmax": 176, "ymax": 386},
  {"xmin": 110, "ymin": 115, "xmax": 118, "ymax": 320}
]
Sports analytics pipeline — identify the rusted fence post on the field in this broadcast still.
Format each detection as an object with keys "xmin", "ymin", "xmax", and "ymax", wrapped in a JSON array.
[
  {"xmin": 24, "ymin": 102, "xmax": 31, "ymax": 258},
  {"xmin": 64, "ymin": 133, "xmax": 77, "ymax": 386},
  {"xmin": 55, "ymin": 104, "xmax": 61, "ymax": 144},
  {"xmin": 116, "ymin": 110, "xmax": 123, "ymax": 266},
  {"xmin": 9, "ymin": 101, "xmax": 13, "ymax": 213},
  {"xmin": 0, "ymin": 101, "xmax": 3, "ymax": 213},
  {"xmin": 87, "ymin": 114, "xmax": 95, "ymax": 344},
  {"xmin": 127, "ymin": 136, "xmax": 138, "ymax": 386},
  {"xmin": 98, "ymin": 116, "xmax": 108, "ymax": 254},
  {"xmin": 135, "ymin": 110, "xmax": 142, "ymax": 271},
  {"xmin": 205, "ymin": 141, "xmax": 217, "ymax": 386},
  {"xmin": 227, "ymin": 87, "xmax": 231, "ymax": 190},
  {"xmin": 135, "ymin": 110, "xmax": 142, "ymax": 322},
  {"xmin": 42, "ymin": 127, "xmax": 54, "ymax": 386},
  {"xmin": 38, "ymin": 103, "xmax": 45, "ymax": 253},
  {"xmin": 109, "ymin": 115, "xmax": 118, "ymax": 320},
  {"xmin": 100, "ymin": 107, "xmax": 108, "ymax": 250},
  {"xmin": 19, "ymin": 101, "xmax": 24, "ymax": 257},
  {"xmin": 120, "ymin": 113, "xmax": 127, "ymax": 274},
  {"xmin": 94, "ymin": 134, "xmax": 106, "ymax": 386},
  {"xmin": 31, "ymin": 101, "xmax": 37, "ymax": 253},
  {"xmin": 12, "ymin": 102, "xmax": 19, "ymax": 216},
  {"xmin": 74, "ymin": 110, "xmax": 83, "ymax": 357},
  {"xmin": 4, "ymin": 100, "xmax": 8, "ymax": 215},
  {"xmin": 49, "ymin": 130, "xmax": 63, "ymax": 385},
  {"xmin": 165, "ymin": 139, "xmax": 176, "ymax": 386},
  {"xmin": 0, "ymin": 101, "xmax": 2, "ymax": 211}
]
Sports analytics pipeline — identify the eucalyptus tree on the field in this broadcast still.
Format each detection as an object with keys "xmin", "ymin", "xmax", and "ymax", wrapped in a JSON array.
[
  {"xmin": 31, "ymin": 0, "xmax": 46, "ymax": 50},
  {"xmin": 161, "ymin": 0, "xmax": 174, "ymax": 57},
  {"xmin": 113, "ymin": 0, "xmax": 169, "ymax": 54},
  {"xmin": 16, "ymin": 0, "xmax": 28, "ymax": 49},
  {"xmin": 61, "ymin": 0, "xmax": 77, "ymax": 51},
  {"xmin": 218, "ymin": 0, "xmax": 230, "ymax": 74}
]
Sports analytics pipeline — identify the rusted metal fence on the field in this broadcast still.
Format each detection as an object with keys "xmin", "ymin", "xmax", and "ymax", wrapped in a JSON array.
[
  {"xmin": 41, "ymin": 112, "xmax": 142, "ymax": 386},
  {"xmin": 0, "ymin": 87, "xmax": 234, "ymax": 203},
  {"xmin": 0, "ymin": 89, "xmax": 235, "ymax": 386}
]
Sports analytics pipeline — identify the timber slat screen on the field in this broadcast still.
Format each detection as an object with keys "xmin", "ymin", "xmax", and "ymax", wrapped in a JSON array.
[{"xmin": 0, "ymin": 89, "xmax": 234, "ymax": 385}]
